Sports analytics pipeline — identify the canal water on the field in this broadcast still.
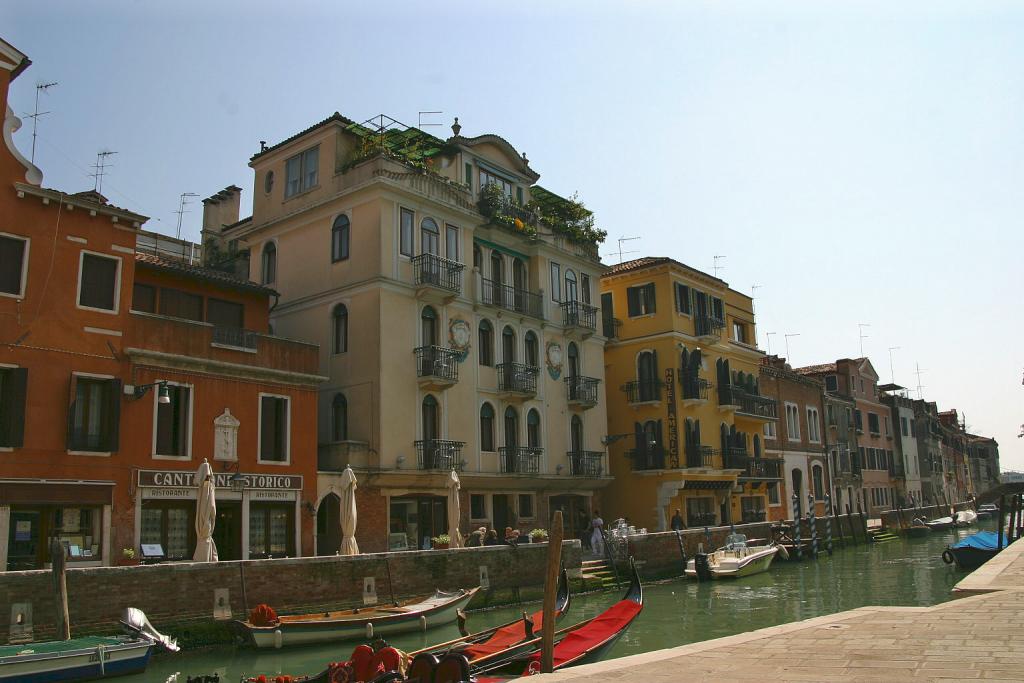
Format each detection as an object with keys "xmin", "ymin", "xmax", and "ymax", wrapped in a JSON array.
[{"xmin": 130, "ymin": 522, "xmax": 990, "ymax": 682}]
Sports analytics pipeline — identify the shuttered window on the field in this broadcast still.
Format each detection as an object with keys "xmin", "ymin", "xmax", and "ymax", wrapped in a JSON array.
[
  {"xmin": 259, "ymin": 395, "xmax": 289, "ymax": 463},
  {"xmin": 155, "ymin": 384, "xmax": 191, "ymax": 458},
  {"xmin": 159, "ymin": 287, "xmax": 203, "ymax": 322},
  {"xmin": 674, "ymin": 283, "xmax": 691, "ymax": 314},
  {"xmin": 207, "ymin": 298, "xmax": 244, "ymax": 329},
  {"xmin": 626, "ymin": 283, "xmax": 656, "ymax": 317},
  {"xmin": 0, "ymin": 234, "xmax": 28, "ymax": 297},
  {"xmin": 78, "ymin": 253, "xmax": 119, "ymax": 311},
  {"xmin": 67, "ymin": 375, "xmax": 120, "ymax": 452},
  {"xmin": 132, "ymin": 283, "xmax": 156, "ymax": 313},
  {"xmin": 0, "ymin": 367, "xmax": 28, "ymax": 448}
]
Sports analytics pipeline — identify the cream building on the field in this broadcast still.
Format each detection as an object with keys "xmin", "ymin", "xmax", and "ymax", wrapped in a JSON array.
[{"xmin": 208, "ymin": 114, "xmax": 610, "ymax": 552}]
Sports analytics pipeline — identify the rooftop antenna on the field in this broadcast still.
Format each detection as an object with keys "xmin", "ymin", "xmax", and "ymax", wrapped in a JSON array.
[
  {"xmin": 27, "ymin": 81, "xmax": 58, "ymax": 165},
  {"xmin": 765, "ymin": 331, "xmax": 776, "ymax": 356},
  {"xmin": 784, "ymin": 333, "xmax": 800, "ymax": 363},
  {"xmin": 888, "ymin": 346, "xmax": 900, "ymax": 384},
  {"xmin": 914, "ymin": 362, "xmax": 927, "ymax": 399},
  {"xmin": 858, "ymin": 323, "xmax": 871, "ymax": 357},
  {"xmin": 713, "ymin": 255, "xmax": 726, "ymax": 279},
  {"xmin": 612, "ymin": 236, "xmax": 639, "ymax": 264},
  {"xmin": 751, "ymin": 284, "xmax": 761, "ymax": 317},
  {"xmin": 174, "ymin": 192, "xmax": 200, "ymax": 240},
  {"xmin": 417, "ymin": 111, "xmax": 443, "ymax": 130},
  {"xmin": 90, "ymin": 150, "xmax": 117, "ymax": 193}
]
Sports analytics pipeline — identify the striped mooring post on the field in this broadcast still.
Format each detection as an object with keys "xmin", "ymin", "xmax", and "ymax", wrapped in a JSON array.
[
  {"xmin": 704, "ymin": 525, "xmax": 712, "ymax": 549},
  {"xmin": 792, "ymin": 493, "xmax": 803, "ymax": 560},
  {"xmin": 824, "ymin": 493, "xmax": 834, "ymax": 555},
  {"xmin": 808, "ymin": 493, "xmax": 819, "ymax": 558}
]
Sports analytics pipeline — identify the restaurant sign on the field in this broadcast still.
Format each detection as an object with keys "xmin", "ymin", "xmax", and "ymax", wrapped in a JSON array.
[{"xmin": 138, "ymin": 470, "xmax": 303, "ymax": 490}]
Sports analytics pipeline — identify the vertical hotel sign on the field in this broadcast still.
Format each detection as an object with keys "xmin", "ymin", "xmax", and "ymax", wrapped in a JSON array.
[{"xmin": 665, "ymin": 368, "xmax": 678, "ymax": 468}]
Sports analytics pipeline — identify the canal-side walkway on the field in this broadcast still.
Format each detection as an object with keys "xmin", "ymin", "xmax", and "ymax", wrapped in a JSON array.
[{"xmin": 539, "ymin": 538, "xmax": 1024, "ymax": 682}]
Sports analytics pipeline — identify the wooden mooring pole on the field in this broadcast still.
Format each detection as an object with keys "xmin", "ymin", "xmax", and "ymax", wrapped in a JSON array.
[
  {"xmin": 845, "ymin": 503, "xmax": 856, "ymax": 544},
  {"xmin": 540, "ymin": 510, "xmax": 564, "ymax": 674},
  {"xmin": 792, "ymin": 494, "xmax": 803, "ymax": 561},
  {"xmin": 997, "ymin": 495, "xmax": 1006, "ymax": 551},
  {"xmin": 49, "ymin": 538, "xmax": 70, "ymax": 640},
  {"xmin": 824, "ymin": 494, "xmax": 834, "ymax": 554}
]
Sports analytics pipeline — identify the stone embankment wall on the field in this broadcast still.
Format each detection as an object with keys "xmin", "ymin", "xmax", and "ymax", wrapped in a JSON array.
[{"xmin": 0, "ymin": 541, "xmax": 581, "ymax": 644}]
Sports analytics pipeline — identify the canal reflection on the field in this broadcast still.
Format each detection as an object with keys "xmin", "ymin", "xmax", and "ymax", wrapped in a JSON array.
[{"xmin": 129, "ymin": 522, "xmax": 990, "ymax": 681}]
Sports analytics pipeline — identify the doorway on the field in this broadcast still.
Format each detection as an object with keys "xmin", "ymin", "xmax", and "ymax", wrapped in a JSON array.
[
  {"xmin": 7, "ymin": 510, "xmax": 41, "ymax": 571},
  {"xmin": 316, "ymin": 493, "xmax": 341, "ymax": 556},
  {"xmin": 214, "ymin": 501, "xmax": 242, "ymax": 561},
  {"xmin": 493, "ymin": 494, "xmax": 512, "ymax": 531}
]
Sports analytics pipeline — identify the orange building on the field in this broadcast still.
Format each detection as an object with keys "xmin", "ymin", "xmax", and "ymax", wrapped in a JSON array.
[{"xmin": 0, "ymin": 39, "xmax": 323, "ymax": 571}]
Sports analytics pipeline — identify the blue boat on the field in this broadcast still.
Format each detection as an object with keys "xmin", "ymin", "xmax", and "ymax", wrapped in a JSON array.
[{"xmin": 941, "ymin": 531, "xmax": 1004, "ymax": 570}]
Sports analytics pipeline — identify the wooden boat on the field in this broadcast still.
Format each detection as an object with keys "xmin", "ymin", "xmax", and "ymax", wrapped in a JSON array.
[
  {"xmin": 0, "ymin": 608, "xmax": 178, "ymax": 683},
  {"xmin": 684, "ymin": 533, "xmax": 779, "ymax": 579},
  {"xmin": 976, "ymin": 504, "xmax": 998, "ymax": 520},
  {"xmin": 942, "ymin": 531, "xmax": 1003, "ymax": 570},
  {"xmin": 231, "ymin": 587, "xmax": 480, "ymax": 649},
  {"xmin": 924, "ymin": 516, "xmax": 955, "ymax": 531},
  {"xmin": 905, "ymin": 518, "xmax": 931, "ymax": 537},
  {"xmin": 954, "ymin": 509, "xmax": 978, "ymax": 528}
]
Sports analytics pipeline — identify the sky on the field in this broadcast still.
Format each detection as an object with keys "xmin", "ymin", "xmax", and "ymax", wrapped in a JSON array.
[{"xmin": 4, "ymin": 1, "xmax": 1022, "ymax": 470}]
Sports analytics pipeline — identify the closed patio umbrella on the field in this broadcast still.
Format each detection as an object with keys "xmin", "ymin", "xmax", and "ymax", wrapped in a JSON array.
[
  {"xmin": 447, "ymin": 469, "xmax": 463, "ymax": 548},
  {"xmin": 340, "ymin": 466, "xmax": 360, "ymax": 556},
  {"xmin": 193, "ymin": 459, "xmax": 218, "ymax": 562}
]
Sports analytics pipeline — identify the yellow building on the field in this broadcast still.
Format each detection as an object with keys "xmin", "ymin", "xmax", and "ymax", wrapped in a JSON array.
[
  {"xmin": 600, "ymin": 258, "xmax": 780, "ymax": 531},
  {"xmin": 206, "ymin": 114, "xmax": 610, "ymax": 552}
]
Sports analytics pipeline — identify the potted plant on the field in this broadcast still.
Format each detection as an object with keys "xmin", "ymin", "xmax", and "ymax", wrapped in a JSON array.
[
  {"xmin": 117, "ymin": 548, "xmax": 140, "ymax": 567},
  {"xmin": 431, "ymin": 534, "xmax": 451, "ymax": 550},
  {"xmin": 529, "ymin": 529, "xmax": 549, "ymax": 543}
]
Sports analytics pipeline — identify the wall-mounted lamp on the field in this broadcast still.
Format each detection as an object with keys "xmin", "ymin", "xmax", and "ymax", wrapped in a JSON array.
[
  {"xmin": 600, "ymin": 433, "xmax": 633, "ymax": 446},
  {"xmin": 303, "ymin": 501, "xmax": 317, "ymax": 517},
  {"xmin": 129, "ymin": 380, "xmax": 170, "ymax": 403},
  {"xmin": 221, "ymin": 460, "xmax": 246, "ymax": 492}
]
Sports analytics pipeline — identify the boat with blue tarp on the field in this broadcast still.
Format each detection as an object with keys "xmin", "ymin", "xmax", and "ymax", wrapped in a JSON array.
[{"xmin": 941, "ymin": 531, "xmax": 1004, "ymax": 570}]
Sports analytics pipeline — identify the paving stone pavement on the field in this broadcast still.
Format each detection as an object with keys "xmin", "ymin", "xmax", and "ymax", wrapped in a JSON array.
[{"xmin": 537, "ymin": 538, "xmax": 1024, "ymax": 682}]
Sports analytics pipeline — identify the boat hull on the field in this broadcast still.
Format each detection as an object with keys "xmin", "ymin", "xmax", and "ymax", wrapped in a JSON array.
[
  {"xmin": 904, "ymin": 526, "xmax": 931, "ymax": 538},
  {"xmin": 0, "ymin": 640, "xmax": 152, "ymax": 683},
  {"xmin": 685, "ymin": 546, "xmax": 778, "ymax": 579},
  {"xmin": 947, "ymin": 546, "xmax": 999, "ymax": 570}
]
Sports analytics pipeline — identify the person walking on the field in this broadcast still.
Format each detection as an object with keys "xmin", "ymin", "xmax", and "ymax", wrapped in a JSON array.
[
  {"xmin": 590, "ymin": 510, "xmax": 605, "ymax": 556},
  {"xmin": 670, "ymin": 508, "xmax": 684, "ymax": 531}
]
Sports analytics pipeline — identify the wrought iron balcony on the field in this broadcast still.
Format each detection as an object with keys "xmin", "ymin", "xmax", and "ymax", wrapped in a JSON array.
[
  {"xmin": 568, "ymin": 450, "xmax": 603, "ymax": 477},
  {"xmin": 561, "ymin": 301, "xmax": 597, "ymax": 333},
  {"xmin": 412, "ymin": 253, "xmax": 463, "ymax": 294},
  {"xmin": 726, "ymin": 454, "xmax": 782, "ymax": 479},
  {"xmin": 499, "ymin": 446, "xmax": 542, "ymax": 474},
  {"xmin": 212, "ymin": 326, "xmax": 258, "ymax": 350},
  {"xmin": 497, "ymin": 362, "xmax": 539, "ymax": 396},
  {"xmin": 621, "ymin": 379, "xmax": 663, "ymax": 403},
  {"xmin": 737, "ymin": 393, "xmax": 778, "ymax": 419},
  {"xmin": 414, "ymin": 346, "xmax": 460, "ymax": 387},
  {"xmin": 565, "ymin": 375, "xmax": 600, "ymax": 408},
  {"xmin": 685, "ymin": 445, "xmax": 717, "ymax": 468},
  {"xmin": 414, "ymin": 439, "xmax": 465, "ymax": 471},
  {"xmin": 678, "ymin": 371, "xmax": 711, "ymax": 401},
  {"xmin": 602, "ymin": 316, "xmax": 622, "ymax": 339},
  {"xmin": 694, "ymin": 315, "xmax": 724, "ymax": 339},
  {"xmin": 627, "ymin": 445, "xmax": 666, "ymax": 471},
  {"xmin": 688, "ymin": 511, "xmax": 717, "ymax": 527},
  {"xmin": 481, "ymin": 278, "xmax": 543, "ymax": 319}
]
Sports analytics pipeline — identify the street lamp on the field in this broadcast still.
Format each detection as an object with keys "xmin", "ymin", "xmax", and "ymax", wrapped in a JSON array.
[{"xmin": 130, "ymin": 380, "xmax": 170, "ymax": 403}]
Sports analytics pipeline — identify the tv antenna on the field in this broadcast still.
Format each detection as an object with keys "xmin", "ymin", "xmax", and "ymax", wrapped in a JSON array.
[
  {"xmin": 857, "ymin": 323, "xmax": 871, "ymax": 357},
  {"xmin": 174, "ymin": 192, "xmax": 200, "ymax": 240},
  {"xmin": 887, "ymin": 346, "xmax": 900, "ymax": 384},
  {"xmin": 914, "ymin": 363, "xmax": 926, "ymax": 399},
  {"xmin": 90, "ymin": 150, "xmax": 117, "ymax": 193},
  {"xmin": 751, "ymin": 284, "xmax": 761, "ymax": 316},
  {"xmin": 784, "ymin": 333, "xmax": 800, "ymax": 362},
  {"xmin": 713, "ymin": 255, "xmax": 726, "ymax": 278},
  {"xmin": 610, "ymin": 236, "xmax": 639, "ymax": 264},
  {"xmin": 417, "ymin": 111, "xmax": 443, "ymax": 130},
  {"xmin": 26, "ymin": 81, "xmax": 58, "ymax": 165},
  {"xmin": 765, "ymin": 331, "xmax": 776, "ymax": 355}
]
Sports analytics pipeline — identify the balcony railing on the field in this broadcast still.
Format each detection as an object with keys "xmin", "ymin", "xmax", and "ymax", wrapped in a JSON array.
[
  {"xmin": 499, "ymin": 446, "xmax": 542, "ymax": 474},
  {"xmin": 561, "ymin": 301, "xmax": 597, "ymax": 332},
  {"xmin": 694, "ymin": 315, "xmax": 724, "ymax": 338},
  {"xmin": 568, "ymin": 450, "xmax": 603, "ymax": 477},
  {"xmin": 497, "ymin": 362, "xmax": 539, "ymax": 395},
  {"xmin": 688, "ymin": 511, "xmax": 717, "ymax": 527},
  {"xmin": 565, "ymin": 375, "xmax": 600, "ymax": 407},
  {"xmin": 737, "ymin": 393, "xmax": 778, "ymax": 419},
  {"xmin": 741, "ymin": 509, "xmax": 767, "ymax": 523},
  {"xmin": 602, "ymin": 316, "xmax": 621, "ymax": 339},
  {"xmin": 678, "ymin": 371, "xmax": 711, "ymax": 401},
  {"xmin": 212, "ymin": 326, "xmax": 257, "ymax": 350},
  {"xmin": 481, "ymin": 278, "xmax": 543, "ymax": 318},
  {"xmin": 621, "ymin": 379, "xmax": 663, "ymax": 403},
  {"xmin": 414, "ymin": 346, "xmax": 460, "ymax": 384},
  {"xmin": 685, "ymin": 445, "xmax": 717, "ymax": 468},
  {"xmin": 627, "ymin": 446, "xmax": 666, "ymax": 471},
  {"xmin": 412, "ymin": 253, "xmax": 463, "ymax": 293},
  {"xmin": 726, "ymin": 454, "xmax": 782, "ymax": 479},
  {"xmin": 414, "ymin": 439, "xmax": 466, "ymax": 470}
]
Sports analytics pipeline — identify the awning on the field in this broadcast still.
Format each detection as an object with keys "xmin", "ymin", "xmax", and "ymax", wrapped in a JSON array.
[
  {"xmin": 683, "ymin": 480, "xmax": 735, "ymax": 491},
  {"xmin": 473, "ymin": 236, "xmax": 530, "ymax": 262}
]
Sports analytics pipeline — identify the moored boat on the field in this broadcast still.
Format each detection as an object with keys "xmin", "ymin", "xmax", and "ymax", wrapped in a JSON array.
[
  {"xmin": 231, "ymin": 587, "xmax": 480, "ymax": 649},
  {"xmin": 905, "ymin": 518, "xmax": 931, "ymax": 537},
  {"xmin": 942, "ymin": 531, "xmax": 1004, "ymax": 570},
  {"xmin": 684, "ymin": 533, "xmax": 779, "ymax": 579},
  {"xmin": 954, "ymin": 509, "xmax": 978, "ymax": 527},
  {"xmin": 976, "ymin": 503, "xmax": 998, "ymax": 520},
  {"xmin": 924, "ymin": 516, "xmax": 955, "ymax": 531},
  {"xmin": 0, "ymin": 608, "xmax": 178, "ymax": 683}
]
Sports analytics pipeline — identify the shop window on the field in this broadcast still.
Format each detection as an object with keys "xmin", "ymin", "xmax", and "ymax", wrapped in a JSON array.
[
  {"xmin": 249, "ymin": 503, "xmax": 295, "ymax": 558},
  {"xmin": 207, "ymin": 298, "xmax": 244, "ymax": 329},
  {"xmin": 332, "ymin": 215, "xmax": 350, "ymax": 262},
  {"xmin": 0, "ymin": 366, "xmax": 28, "ymax": 448},
  {"xmin": 154, "ymin": 384, "xmax": 191, "ymax": 458},
  {"xmin": 131, "ymin": 283, "xmax": 156, "ymax": 313},
  {"xmin": 518, "ymin": 494, "xmax": 535, "ymax": 519},
  {"xmin": 259, "ymin": 395, "xmax": 289, "ymax": 463},
  {"xmin": 67, "ymin": 375, "xmax": 120, "ymax": 452},
  {"xmin": 285, "ymin": 145, "xmax": 319, "ymax": 197},
  {"xmin": 159, "ymin": 287, "xmax": 203, "ymax": 322},
  {"xmin": 141, "ymin": 503, "xmax": 193, "ymax": 560},
  {"xmin": 0, "ymin": 233, "xmax": 29, "ymax": 297},
  {"xmin": 78, "ymin": 252, "xmax": 120, "ymax": 312},
  {"xmin": 470, "ymin": 494, "xmax": 487, "ymax": 520}
]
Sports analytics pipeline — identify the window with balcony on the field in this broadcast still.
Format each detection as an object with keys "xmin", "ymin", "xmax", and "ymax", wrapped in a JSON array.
[
  {"xmin": 480, "ymin": 403, "xmax": 495, "ymax": 452},
  {"xmin": 400, "ymin": 208, "xmax": 414, "ymax": 257},
  {"xmin": 68, "ymin": 375, "xmax": 120, "ymax": 453},
  {"xmin": 331, "ymin": 215, "xmax": 350, "ymax": 262},
  {"xmin": 634, "ymin": 350, "xmax": 660, "ymax": 402},
  {"xmin": 333, "ymin": 304, "xmax": 348, "ymax": 354},
  {"xmin": 525, "ymin": 332, "xmax": 539, "ymax": 367},
  {"xmin": 626, "ymin": 283, "xmax": 656, "ymax": 317},
  {"xmin": 259, "ymin": 394, "xmax": 290, "ymax": 463},
  {"xmin": 479, "ymin": 169, "xmax": 513, "ymax": 196},
  {"xmin": 564, "ymin": 269, "xmax": 578, "ymax": 302},
  {"xmin": 285, "ymin": 146, "xmax": 318, "ymax": 198},
  {"xmin": 806, "ymin": 407, "xmax": 821, "ymax": 443},
  {"xmin": 445, "ymin": 224, "xmax": 459, "ymax": 262},
  {"xmin": 580, "ymin": 273, "xmax": 591, "ymax": 304},
  {"xmin": 420, "ymin": 218, "xmax": 439, "ymax": 256},
  {"xmin": 0, "ymin": 366, "xmax": 28, "ymax": 448},
  {"xmin": 261, "ymin": 242, "xmax": 277, "ymax": 284},
  {"xmin": 478, "ymin": 320, "xmax": 494, "ymax": 366},
  {"xmin": 0, "ymin": 233, "xmax": 29, "ymax": 297},
  {"xmin": 527, "ymin": 409, "xmax": 541, "ymax": 448},
  {"xmin": 154, "ymin": 383, "xmax": 191, "ymax": 458},
  {"xmin": 332, "ymin": 393, "xmax": 347, "ymax": 441},
  {"xmin": 78, "ymin": 252, "xmax": 120, "ymax": 312},
  {"xmin": 674, "ymin": 282, "xmax": 690, "ymax": 314}
]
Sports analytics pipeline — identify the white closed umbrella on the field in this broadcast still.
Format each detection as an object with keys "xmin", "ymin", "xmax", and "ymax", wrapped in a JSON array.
[
  {"xmin": 446, "ymin": 470, "xmax": 463, "ymax": 548},
  {"xmin": 340, "ymin": 466, "xmax": 360, "ymax": 555},
  {"xmin": 193, "ymin": 459, "xmax": 218, "ymax": 562}
]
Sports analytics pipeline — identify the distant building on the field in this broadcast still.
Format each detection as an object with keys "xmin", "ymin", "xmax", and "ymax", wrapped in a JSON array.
[{"xmin": 880, "ymin": 384, "xmax": 923, "ymax": 506}]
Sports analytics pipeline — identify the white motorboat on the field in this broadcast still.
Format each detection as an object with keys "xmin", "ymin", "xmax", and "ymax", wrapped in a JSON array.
[
  {"xmin": 685, "ymin": 533, "xmax": 779, "ymax": 579},
  {"xmin": 954, "ymin": 509, "xmax": 978, "ymax": 527}
]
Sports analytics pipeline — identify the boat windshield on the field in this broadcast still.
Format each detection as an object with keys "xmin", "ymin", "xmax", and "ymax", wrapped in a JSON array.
[{"xmin": 723, "ymin": 533, "xmax": 747, "ymax": 549}]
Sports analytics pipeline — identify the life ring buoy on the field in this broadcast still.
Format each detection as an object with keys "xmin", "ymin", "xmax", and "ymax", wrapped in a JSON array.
[{"xmin": 941, "ymin": 549, "xmax": 955, "ymax": 565}]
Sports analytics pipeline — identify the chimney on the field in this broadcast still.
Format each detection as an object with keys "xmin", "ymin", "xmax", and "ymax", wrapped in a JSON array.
[{"xmin": 202, "ymin": 185, "xmax": 242, "ymax": 235}]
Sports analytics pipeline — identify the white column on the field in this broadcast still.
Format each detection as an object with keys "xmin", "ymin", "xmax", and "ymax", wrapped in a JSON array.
[
  {"xmin": 241, "ymin": 490, "xmax": 250, "ymax": 559},
  {"xmin": 102, "ymin": 505, "xmax": 112, "ymax": 566},
  {"xmin": 0, "ymin": 505, "xmax": 10, "ymax": 571}
]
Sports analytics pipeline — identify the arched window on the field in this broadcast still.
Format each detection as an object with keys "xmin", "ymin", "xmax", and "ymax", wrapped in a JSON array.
[
  {"xmin": 490, "ymin": 251, "xmax": 504, "ymax": 285},
  {"xmin": 570, "ymin": 415, "xmax": 583, "ymax": 452},
  {"xmin": 501, "ymin": 326, "xmax": 515, "ymax": 365},
  {"xmin": 504, "ymin": 407, "xmax": 519, "ymax": 449},
  {"xmin": 421, "ymin": 306, "xmax": 438, "ymax": 346},
  {"xmin": 791, "ymin": 468, "xmax": 804, "ymax": 512},
  {"xmin": 524, "ymin": 331, "xmax": 539, "ymax": 367},
  {"xmin": 753, "ymin": 434, "xmax": 762, "ymax": 458},
  {"xmin": 261, "ymin": 242, "xmax": 277, "ymax": 284},
  {"xmin": 478, "ymin": 320, "xmax": 493, "ymax": 366},
  {"xmin": 421, "ymin": 395, "xmax": 440, "ymax": 468},
  {"xmin": 421, "ymin": 218, "xmax": 439, "ymax": 255},
  {"xmin": 332, "ymin": 394, "xmax": 348, "ymax": 441},
  {"xmin": 422, "ymin": 395, "xmax": 439, "ymax": 441},
  {"xmin": 480, "ymin": 403, "xmax": 495, "ymax": 452},
  {"xmin": 564, "ymin": 269, "xmax": 578, "ymax": 302},
  {"xmin": 332, "ymin": 304, "xmax": 348, "ymax": 354},
  {"xmin": 812, "ymin": 464, "xmax": 825, "ymax": 501},
  {"xmin": 567, "ymin": 342, "xmax": 580, "ymax": 379},
  {"xmin": 331, "ymin": 215, "xmax": 350, "ymax": 262},
  {"xmin": 527, "ymin": 409, "xmax": 541, "ymax": 448},
  {"xmin": 637, "ymin": 350, "xmax": 658, "ymax": 401}
]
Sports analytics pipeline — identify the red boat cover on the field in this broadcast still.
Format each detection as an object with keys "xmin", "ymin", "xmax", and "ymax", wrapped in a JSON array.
[
  {"xmin": 461, "ymin": 609, "xmax": 547, "ymax": 660},
  {"xmin": 521, "ymin": 600, "xmax": 642, "ymax": 675}
]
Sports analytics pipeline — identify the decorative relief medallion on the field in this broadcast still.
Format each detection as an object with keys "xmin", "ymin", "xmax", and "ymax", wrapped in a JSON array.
[
  {"xmin": 545, "ymin": 341, "xmax": 563, "ymax": 380},
  {"xmin": 448, "ymin": 318, "xmax": 471, "ymax": 362}
]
